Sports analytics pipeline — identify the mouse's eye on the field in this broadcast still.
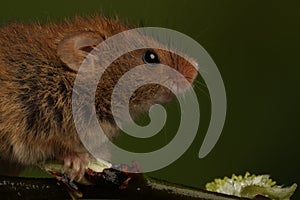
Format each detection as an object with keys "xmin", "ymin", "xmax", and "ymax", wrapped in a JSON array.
[{"xmin": 143, "ymin": 50, "xmax": 160, "ymax": 64}]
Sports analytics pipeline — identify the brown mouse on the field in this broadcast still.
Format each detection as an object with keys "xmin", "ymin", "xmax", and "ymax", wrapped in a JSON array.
[{"xmin": 0, "ymin": 14, "xmax": 198, "ymax": 181}]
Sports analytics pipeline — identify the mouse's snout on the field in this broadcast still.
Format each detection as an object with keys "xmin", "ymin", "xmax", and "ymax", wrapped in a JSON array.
[
  {"xmin": 165, "ymin": 51, "xmax": 198, "ymax": 84},
  {"xmin": 178, "ymin": 62, "xmax": 198, "ymax": 84}
]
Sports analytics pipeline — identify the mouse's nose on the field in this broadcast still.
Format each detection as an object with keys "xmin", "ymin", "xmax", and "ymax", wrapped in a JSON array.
[{"xmin": 179, "ymin": 62, "xmax": 198, "ymax": 83}]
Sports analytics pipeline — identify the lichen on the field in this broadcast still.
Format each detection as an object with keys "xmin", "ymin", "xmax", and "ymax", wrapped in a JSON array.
[{"xmin": 205, "ymin": 172, "xmax": 297, "ymax": 200}]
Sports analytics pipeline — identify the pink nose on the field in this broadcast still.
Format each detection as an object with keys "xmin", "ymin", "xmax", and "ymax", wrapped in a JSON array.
[{"xmin": 179, "ymin": 64, "xmax": 198, "ymax": 83}]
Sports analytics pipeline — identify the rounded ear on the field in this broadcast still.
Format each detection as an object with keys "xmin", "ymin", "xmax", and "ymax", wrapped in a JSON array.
[{"xmin": 57, "ymin": 31, "xmax": 104, "ymax": 72}]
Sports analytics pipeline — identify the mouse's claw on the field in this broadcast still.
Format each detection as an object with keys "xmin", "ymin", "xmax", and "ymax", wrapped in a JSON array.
[{"xmin": 61, "ymin": 152, "xmax": 90, "ymax": 182}]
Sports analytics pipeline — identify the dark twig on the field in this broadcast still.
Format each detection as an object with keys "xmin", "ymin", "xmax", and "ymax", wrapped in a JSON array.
[{"xmin": 0, "ymin": 174, "xmax": 258, "ymax": 200}]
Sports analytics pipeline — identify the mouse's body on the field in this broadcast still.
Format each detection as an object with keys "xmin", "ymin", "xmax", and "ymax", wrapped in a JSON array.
[{"xmin": 0, "ymin": 15, "xmax": 198, "ymax": 180}]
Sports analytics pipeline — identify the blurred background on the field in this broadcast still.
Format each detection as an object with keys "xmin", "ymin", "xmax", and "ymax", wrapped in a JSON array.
[{"xmin": 1, "ymin": 0, "xmax": 299, "ymax": 199}]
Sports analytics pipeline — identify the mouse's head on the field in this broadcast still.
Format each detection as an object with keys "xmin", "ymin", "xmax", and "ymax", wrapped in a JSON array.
[{"xmin": 57, "ymin": 30, "xmax": 198, "ymax": 122}]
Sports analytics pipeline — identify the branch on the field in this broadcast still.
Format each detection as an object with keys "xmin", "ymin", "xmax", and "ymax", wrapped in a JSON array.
[{"xmin": 0, "ymin": 175, "xmax": 255, "ymax": 200}]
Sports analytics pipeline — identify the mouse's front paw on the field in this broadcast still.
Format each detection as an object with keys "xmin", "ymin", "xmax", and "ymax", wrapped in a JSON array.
[{"xmin": 62, "ymin": 152, "xmax": 90, "ymax": 182}]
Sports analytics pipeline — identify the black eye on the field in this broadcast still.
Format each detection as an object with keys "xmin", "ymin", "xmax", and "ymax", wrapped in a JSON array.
[{"xmin": 143, "ymin": 50, "xmax": 160, "ymax": 64}]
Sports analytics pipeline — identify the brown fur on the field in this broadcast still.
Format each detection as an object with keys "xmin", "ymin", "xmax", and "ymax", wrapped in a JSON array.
[{"xmin": 0, "ymin": 14, "xmax": 198, "ymax": 176}]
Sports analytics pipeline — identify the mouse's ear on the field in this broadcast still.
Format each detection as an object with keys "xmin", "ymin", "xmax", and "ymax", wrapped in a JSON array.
[{"xmin": 57, "ymin": 31, "xmax": 104, "ymax": 72}]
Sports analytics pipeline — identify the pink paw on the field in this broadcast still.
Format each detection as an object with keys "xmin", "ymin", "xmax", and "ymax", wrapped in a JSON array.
[{"xmin": 62, "ymin": 152, "xmax": 90, "ymax": 182}]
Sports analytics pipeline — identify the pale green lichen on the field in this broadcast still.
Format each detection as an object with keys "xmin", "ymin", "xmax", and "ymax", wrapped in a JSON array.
[
  {"xmin": 42, "ymin": 158, "xmax": 112, "ymax": 174},
  {"xmin": 205, "ymin": 172, "xmax": 297, "ymax": 200}
]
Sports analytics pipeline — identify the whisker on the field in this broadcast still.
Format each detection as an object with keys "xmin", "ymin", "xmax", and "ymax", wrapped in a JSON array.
[
  {"xmin": 193, "ymin": 79, "xmax": 208, "ymax": 89},
  {"xmin": 192, "ymin": 81, "xmax": 210, "ymax": 99}
]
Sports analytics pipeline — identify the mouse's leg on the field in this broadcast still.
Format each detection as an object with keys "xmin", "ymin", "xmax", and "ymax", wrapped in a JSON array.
[{"xmin": 60, "ymin": 152, "xmax": 91, "ymax": 182}]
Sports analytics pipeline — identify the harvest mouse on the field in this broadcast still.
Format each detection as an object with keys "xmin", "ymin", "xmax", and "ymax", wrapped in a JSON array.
[{"xmin": 0, "ymin": 14, "xmax": 198, "ymax": 181}]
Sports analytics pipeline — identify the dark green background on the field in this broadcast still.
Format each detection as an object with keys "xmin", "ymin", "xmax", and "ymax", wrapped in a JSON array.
[{"xmin": 1, "ymin": 0, "xmax": 299, "ymax": 199}]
